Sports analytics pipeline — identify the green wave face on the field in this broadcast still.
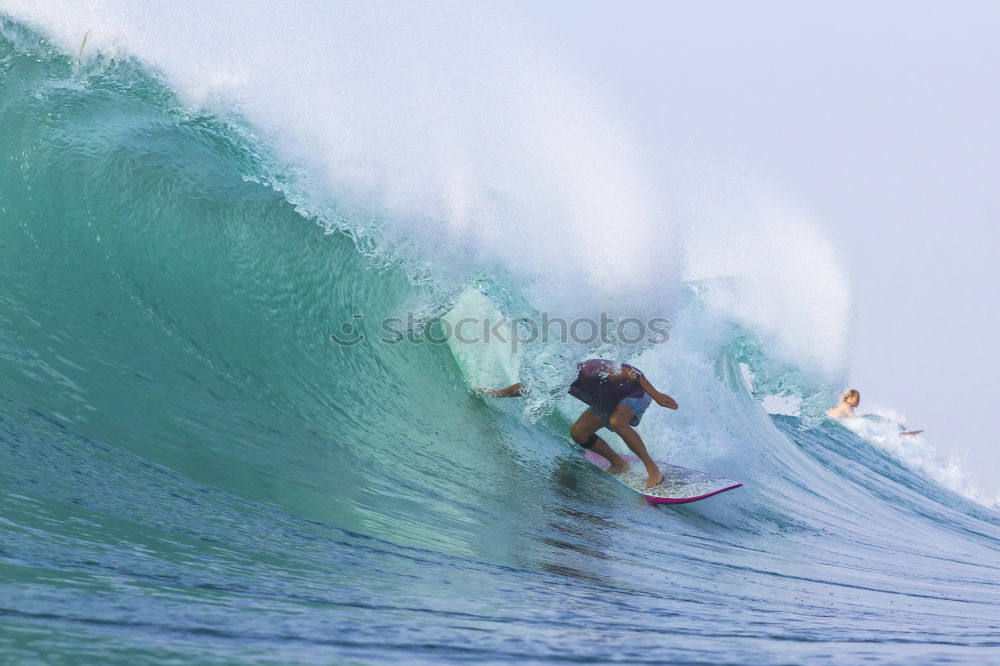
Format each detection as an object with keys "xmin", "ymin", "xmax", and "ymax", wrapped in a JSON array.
[{"xmin": 0, "ymin": 20, "xmax": 568, "ymax": 552}]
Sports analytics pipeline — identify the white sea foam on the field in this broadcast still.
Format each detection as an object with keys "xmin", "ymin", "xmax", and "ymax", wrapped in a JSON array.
[
  {"xmin": 842, "ymin": 411, "xmax": 999, "ymax": 509},
  {"xmin": 3, "ymin": 0, "xmax": 851, "ymax": 379}
]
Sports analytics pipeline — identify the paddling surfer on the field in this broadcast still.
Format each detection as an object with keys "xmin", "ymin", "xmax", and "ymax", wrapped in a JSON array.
[
  {"xmin": 828, "ymin": 388, "xmax": 923, "ymax": 436},
  {"xmin": 827, "ymin": 389, "xmax": 861, "ymax": 419},
  {"xmin": 477, "ymin": 359, "xmax": 679, "ymax": 488}
]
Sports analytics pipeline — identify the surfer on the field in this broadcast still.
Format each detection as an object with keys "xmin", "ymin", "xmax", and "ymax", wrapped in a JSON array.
[
  {"xmin": 828, "ymin": 389, "xmax": 923, "ymax": 436},
  {"xmin": 827, "ymin": 389, "xmax": 861, "ymax": 419},
  {"xmin": 476, "ymin": 359, "xmax": 679, "ymax": 488}
]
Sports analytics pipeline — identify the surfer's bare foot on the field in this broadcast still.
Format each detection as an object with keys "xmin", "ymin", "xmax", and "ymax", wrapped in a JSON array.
[
  {"xmin": 644, "ymin": 468, "xmax": 664, "ymax": 488},
  {"xmin": 607, "ymin": 459, "xmax": 629, "ymax": 475}
]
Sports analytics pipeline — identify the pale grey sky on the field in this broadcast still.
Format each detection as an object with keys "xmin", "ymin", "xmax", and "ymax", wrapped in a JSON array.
[{"xmin": 512, "ymin": 0, "xmax": 1000, "ymax": 493}]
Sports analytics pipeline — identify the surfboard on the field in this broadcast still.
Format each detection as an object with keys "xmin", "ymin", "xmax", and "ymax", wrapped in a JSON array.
[{"xmin": 582, "ymin": 451, "xmax": 742, "ymax": 504}]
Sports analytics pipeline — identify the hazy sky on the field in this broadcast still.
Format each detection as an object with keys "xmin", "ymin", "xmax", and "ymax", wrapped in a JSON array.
[{"xmin": 510, "ymin": 0, "xmax": 1000, "ymax": 492}]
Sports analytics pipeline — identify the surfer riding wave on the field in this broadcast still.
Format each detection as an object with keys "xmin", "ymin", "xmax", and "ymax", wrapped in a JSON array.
[{"xmin": 477, "ymin": 359, "xmax": 679, "ymax": 488}]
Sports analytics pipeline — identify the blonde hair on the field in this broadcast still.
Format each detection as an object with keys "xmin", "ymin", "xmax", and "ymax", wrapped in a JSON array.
[{"xmin": 841, "ymin": 389, "xmax": 860, "ymax": 403}]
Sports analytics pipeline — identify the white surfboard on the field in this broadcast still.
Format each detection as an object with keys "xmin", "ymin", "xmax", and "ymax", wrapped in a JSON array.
[{"xmin": 583, "ymin": 451, "xmax": 742, "ymax": 504}]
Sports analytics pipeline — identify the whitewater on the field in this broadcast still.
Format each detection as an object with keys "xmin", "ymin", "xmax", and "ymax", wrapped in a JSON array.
[{"xmin": 1, "ymin": 3, "xmax": 998, "ymax": 664}]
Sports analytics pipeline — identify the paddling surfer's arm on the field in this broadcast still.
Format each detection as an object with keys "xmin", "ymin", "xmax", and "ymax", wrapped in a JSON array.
[{"xmin": 608, "ymin": 366, "xmax": 679, "ymax": 410}]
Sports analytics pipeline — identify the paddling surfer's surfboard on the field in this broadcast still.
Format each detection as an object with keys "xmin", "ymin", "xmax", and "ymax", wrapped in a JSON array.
[{"xmin": 583, "ymin": 451, "xmax": 742, "ymax": 504}]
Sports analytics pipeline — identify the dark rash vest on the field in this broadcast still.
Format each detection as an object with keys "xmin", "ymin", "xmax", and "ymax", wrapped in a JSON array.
[{"xmin": 568, "ymin": 359, "xmax": 645, "ymax": 411}]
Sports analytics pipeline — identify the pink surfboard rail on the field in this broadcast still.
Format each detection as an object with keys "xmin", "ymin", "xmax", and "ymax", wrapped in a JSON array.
[{"xmin": 582, "ymin": 451, "xmax": 743, "ymax": 504}]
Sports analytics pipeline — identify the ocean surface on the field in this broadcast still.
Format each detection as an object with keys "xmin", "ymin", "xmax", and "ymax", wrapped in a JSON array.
[{"xmin": 2, "ymin": 7, "xmax": 999, "ymax": 665}]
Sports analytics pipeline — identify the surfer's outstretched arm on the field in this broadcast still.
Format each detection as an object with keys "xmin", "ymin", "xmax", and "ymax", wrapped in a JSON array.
[
  {"xmin": 605, "ymin": 365, "xmax": 678, "ymax": 410},
  {"xmin": 637, "ymin": 375, "xmax": 679, "ymax": 410},
  {"xmin": 474, "ymin": 382, "xmax": 523, "ymax": 398}
]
